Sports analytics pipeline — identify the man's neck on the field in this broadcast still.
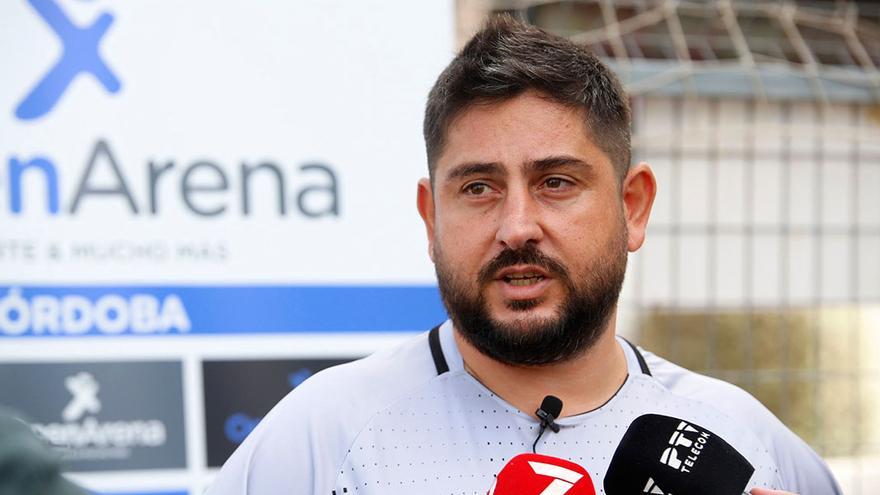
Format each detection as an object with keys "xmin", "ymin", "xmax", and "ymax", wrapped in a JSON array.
[{"xmin": 453, "ymin": 321, "xmax": 628, "ymax": 420}]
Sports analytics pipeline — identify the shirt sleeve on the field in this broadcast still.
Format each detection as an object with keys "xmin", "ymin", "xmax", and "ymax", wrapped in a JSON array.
[
  {"xmin": 205, "ymin": 389, "xmax": 324, "ymax": 494},
  {"xmin": 643, "ymin": 350, "xmax": 842, "ymax": 495},
  {"xmin": 204, "ymin": 336, "xmax": 439, "ymax": 495},
  {"xmin": 757, "ymin": 410, "xmax": 843, "ymax": 495},
  {"xmin": 205, "ymin": 366, "xmax": 362, "ymax": 495}
]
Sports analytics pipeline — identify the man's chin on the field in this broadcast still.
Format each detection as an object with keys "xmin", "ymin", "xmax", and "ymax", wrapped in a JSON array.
[
  {"xmin": 506, "ymin": 297, "xmax": 542, "ymax": 311},
  {"xmin": 489, "ymin": 302, "xmax": 560, "ymax": 327}
]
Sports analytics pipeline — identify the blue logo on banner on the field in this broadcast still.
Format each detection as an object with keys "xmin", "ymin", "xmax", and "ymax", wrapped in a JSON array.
[
  {"xmin": 223, "ymin": 370, "xmax": 312, "ymax": 445},
  {"xmin": 288, "ymin": 368, "xmax": 313, "ymax": 388},
  {"xmin": 16, "ymin": 0, "xmax": 121, "ymax": 120},
  {"xmin": 224, "ymin": 413, "xmax": 260, "ymax": 444}
]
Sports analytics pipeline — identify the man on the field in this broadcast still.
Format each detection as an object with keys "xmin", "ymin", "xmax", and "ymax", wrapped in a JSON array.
[{"xmin": 208, "ymin": 16, "xmax": 840, "ymax": 495}]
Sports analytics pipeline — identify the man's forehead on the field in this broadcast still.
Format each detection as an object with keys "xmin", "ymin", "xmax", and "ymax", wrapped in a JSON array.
[
  {"xmin": 447, "ymin": 91, "xmax": 585, "ymax": 133},
  {"xmin": 435, "ymin": 94, "xmax": 609, "ymax": 181}
]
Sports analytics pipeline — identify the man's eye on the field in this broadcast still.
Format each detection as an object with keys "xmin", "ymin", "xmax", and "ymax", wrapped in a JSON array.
[
  {"xmin": 464, "ymin": 183, "xmax": 490, "ymax": 195},
  {"xmin": 544, "ymin": 177, "xmax": 572, "ymax": 189}
]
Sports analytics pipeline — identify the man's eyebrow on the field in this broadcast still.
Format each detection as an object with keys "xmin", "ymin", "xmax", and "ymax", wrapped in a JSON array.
[
  {"xmin": 526, "ymin": 155, "xmax": 594, "ymax": 175},
  {"xmin": 444, "ymin": 162, "xmax": 504, "ymax": 182}
]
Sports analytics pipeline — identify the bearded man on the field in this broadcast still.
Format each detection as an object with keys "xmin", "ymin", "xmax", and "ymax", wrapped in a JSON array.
[{"xmin": 208, "ymin": 16, "xmax": 840, "ymax": 495}]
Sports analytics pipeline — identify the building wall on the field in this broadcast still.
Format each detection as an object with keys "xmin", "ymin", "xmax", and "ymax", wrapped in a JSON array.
[{"xmin": 620, "ymin": 95, "xmax": 880, "ymax": 493}]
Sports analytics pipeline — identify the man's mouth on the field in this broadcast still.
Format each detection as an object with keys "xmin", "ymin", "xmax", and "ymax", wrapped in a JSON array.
[
  {"xmin": 503, "ymin": 273, "xmax": 546, "ymax": 286},
  {"xmin": 494, "ymin": 266, "xmax": 551, "ymax": 288}
]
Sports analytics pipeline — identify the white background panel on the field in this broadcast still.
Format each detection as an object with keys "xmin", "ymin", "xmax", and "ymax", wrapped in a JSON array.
[
  {"xmin": 820, "ymin": 160, "xmax": 854, "ymax": 228},
  {"xmin": 821, "ymin": 235, "xmax": 852, "ymax": 301},
  {"xmin": 751, "ymin": 159, "xmax": 783, "ymax": 227},
  {"xmin": 715, "ymin": 158, "xmax": 746, "ymax": 226},
  {"xmin": 786, "ymin": 156, "xmax": 818, "ymax": 228},
  {"xmin": 751, "ymin": 235, "xmax": 781, "ymax": 305},
  {"xmin": 679, "ymin": 158, "xmax": 711, "ymax": 226},
  {"xmin": 857, "ymin": 164, "xmax": 880, "ymax": 227},
  {"xmin": 714, "ymin": 233, "xmax": 746, "ymax": 305},
  {"xmin": 786, "ymin": 233, "xmax": 817, "ymax": 304},
  {"xmin": 0, "ymin": 0, "xmax": 455, "ymax": 284},
  {"xmin": 753, "ymin": 101, "xmax": 784, "ymax": 153},
  {"xmin": 858, "ymin": 237, "xmax": 880, "ymax": 301},
  {"xmin": 636, "ymin": 231, "xmax": 672, "ymax": 306},
  {"xmin": 676, "ymin": 233, "xmax": 709, "ymax": 306}
]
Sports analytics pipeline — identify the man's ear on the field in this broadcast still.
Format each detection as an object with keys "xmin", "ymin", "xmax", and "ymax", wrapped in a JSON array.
[
  {"xmin": 622, "ymin": 163, "xmax": 657, "ymax": 252},
  {"xmin": 417, "ymin": 178, "xmax": 436, "ymax": 262}
]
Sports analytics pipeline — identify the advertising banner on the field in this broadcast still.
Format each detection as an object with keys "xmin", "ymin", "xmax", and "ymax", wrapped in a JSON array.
[
  {"xmin": 0, "ymin": 0, "xmax": 455, "ymax": 490},
  {"xmin": 0, "ymin": 0, "xmax": 454, "ymax": 336}
]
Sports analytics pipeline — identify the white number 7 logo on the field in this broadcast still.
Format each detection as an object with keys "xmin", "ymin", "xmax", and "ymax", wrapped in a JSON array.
[{"xmin": 527, "ymin": 461, "xmax": 584, "ymax": 495}]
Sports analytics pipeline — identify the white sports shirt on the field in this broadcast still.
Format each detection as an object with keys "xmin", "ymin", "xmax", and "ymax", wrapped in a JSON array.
[{"xmin": 208, "ymin": 321, "xmax": 841, "ymax": 495}]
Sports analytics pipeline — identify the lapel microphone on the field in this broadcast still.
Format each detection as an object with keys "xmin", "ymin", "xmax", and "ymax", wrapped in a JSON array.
[{"xmin": 532, "ymin": 395, "xmax": 563, "ymax": 452}]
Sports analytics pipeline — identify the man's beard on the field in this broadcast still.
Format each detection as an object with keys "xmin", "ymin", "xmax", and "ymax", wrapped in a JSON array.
[{"xmin": 434, "ymin": 231, "xmax": 627, "ymax": 367}]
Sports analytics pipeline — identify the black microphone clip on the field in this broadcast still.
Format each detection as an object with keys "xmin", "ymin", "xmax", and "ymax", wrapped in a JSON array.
[{"xmin": 535, "ymin": 395, "xmax": 562, "ymax": 433}]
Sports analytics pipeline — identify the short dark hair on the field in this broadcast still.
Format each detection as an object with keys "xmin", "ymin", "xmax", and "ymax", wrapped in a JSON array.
[{"xmin": 423, "ymin": 15, "xmax": 631, "ymax": 182}]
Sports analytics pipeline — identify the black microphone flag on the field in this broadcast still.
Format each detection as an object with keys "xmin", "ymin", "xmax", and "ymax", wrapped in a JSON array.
[{"xmin": 604, "ymin": 413, "xmax": 754, "ymax": 495}]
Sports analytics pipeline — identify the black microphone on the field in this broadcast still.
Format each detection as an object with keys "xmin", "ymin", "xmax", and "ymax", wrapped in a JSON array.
[
  {"xmin": 532, "ymin": 395, "xmax": 563, "ymax": 453},
  {"xmin": 603, "ymin": 414, "xmax": 754, "ymax": 495},
  {"xmin": 536, "ymin": 395, "xmax": 562, "ymax": 433}
]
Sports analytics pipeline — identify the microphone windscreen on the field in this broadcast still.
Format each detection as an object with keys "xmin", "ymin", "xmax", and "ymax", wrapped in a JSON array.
[
  {"xmin": 604, "ymin": 414, "xmax": 753, "ymax": 495},
  {"xmin": 488, "ymin": 453, "xmax": 595, "ymax": 495},
  {"xmin": 539, "ymin": 395, "xmax": 563, "ymax": 418}
]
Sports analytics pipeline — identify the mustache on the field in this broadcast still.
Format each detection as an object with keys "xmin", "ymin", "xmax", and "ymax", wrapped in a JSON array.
[{"xmin": 478, "ymin": 244, "xmax": 569, "ymax": 285}]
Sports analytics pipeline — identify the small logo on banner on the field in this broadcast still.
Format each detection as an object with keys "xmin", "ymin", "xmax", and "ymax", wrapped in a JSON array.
[
  {"xmin": 659, "ymin": 420, "xmax": 710, "ymax": 473},
  {"xmin": 488, "ymin": 453, "xmax": 595, "ymax": 495},
  {"xmin": 16, "ymin": 0, "xmax": 121, "ymax": 120},
  {"xmin": 32, "ymin": 372, "xmax": 169, "ymax": 460},
  {"xmin": 61, "ymin": 372, "xmax": 101, "ymax": 421},
  {"xmin": 224, "ymin": 413, "xmax": 260, "ymax": 444},
  {"xmin": 288, "ymin": 368, "xmax": 313, "ymax": 388},
  {"xmin": 0, "ymin": 361, "xmax": 186, "ymax": 471}
]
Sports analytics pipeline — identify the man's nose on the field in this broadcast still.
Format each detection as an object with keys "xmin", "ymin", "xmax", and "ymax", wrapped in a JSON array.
[{"xmin": 494, "ymin": 188, "xmax": 543, "ymax": 250}]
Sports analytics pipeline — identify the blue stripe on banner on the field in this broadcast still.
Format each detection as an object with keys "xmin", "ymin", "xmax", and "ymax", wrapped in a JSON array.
[{"xmin": 0, "ymin": 285, "xmax": 448, "ymax": 337}]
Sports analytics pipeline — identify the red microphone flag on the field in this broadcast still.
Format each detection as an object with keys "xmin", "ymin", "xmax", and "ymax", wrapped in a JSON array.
[{"xmin": 488, "ymin": 453, "xmax": 596, "ymax": 495}]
